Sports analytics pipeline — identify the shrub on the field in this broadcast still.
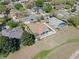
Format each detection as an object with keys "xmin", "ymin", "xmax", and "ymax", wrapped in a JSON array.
[
  {"xmin": 65, "ymin": 5, "xmax": 71, "ymax": 9},
  {"xmin": 43, "ymin": 4, "xmax": 52, "ymax": 13},
  {"xmin": 21, "ymin": 31, "xmax": 35, "ymax": 46},
  {"xmin": 69, "ymin": 15, "xmax": 79, "ymax": 27},
  {"xmin": 7, "ymin": 20, "xmax": 18, "ymax": 28},
  {"xmin": 66, "ymin": 0, "xmax": 76, "ymax": 7},
  {"xmin": 14, "ymin": 3, "xmax": 23, "ymax": 10},
  {"xmin": 26, "ymin": 3, "xmax": 32, "ymax": 9},
  {"xmin": 0, "ymin": 36, "xmax": 20, "ymax": 57}
]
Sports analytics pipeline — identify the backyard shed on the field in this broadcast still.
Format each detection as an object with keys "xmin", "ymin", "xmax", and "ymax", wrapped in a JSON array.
[{"xmin": 49, "ymin": 17, "xmax": 65, "ymax": 29}]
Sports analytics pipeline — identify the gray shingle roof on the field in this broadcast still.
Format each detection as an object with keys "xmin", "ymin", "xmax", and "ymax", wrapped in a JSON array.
[{"xmin": 2, "ymin": 27, "xmax": 23, "ymax": 39}]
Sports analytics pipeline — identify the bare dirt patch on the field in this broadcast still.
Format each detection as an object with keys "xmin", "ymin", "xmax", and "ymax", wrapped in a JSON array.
[
  {"xmin": 45, "ymin": 43, "xmax": 79, "ymax": 59},
  {"xmin": 3, "ymin": 26, "xmax": 79, "ymax": 59}
]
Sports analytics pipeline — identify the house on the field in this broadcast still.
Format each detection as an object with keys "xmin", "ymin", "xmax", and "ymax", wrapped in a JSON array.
[
  {"xmin": 49, "ymin": 17, "xmax": 66, "ymax": 29},
  {"xmin": 28, "ymin": 22, "xmax": 55, "ymax": 39},
  {"xmin": 2, "ymin": 27, "xmax": 23, "ymax": 39},
  {"xmin": 39, "ymin": 9, "xmax": 50, "ymax": 19},
  {"xmin": 28, "ymin": 14, "xmax": 41, "ymax": 20},
  {"xmin": 57, "ymin": 9, "xmax": 70, "ymax": 19},
  {"xmin": 24, "ymin": 14, "xmax": 41, "ymax": 24},
  {"xmin": 32, "ymin": 7, "xmax": 39, "ymax": 12},
  {"xmin": 10, "ymin": 9, "xmax": 20, "ymax": 20},
  {"xmin": 39, "ymin": 9, "xmax": 46, "ymax": 16}
]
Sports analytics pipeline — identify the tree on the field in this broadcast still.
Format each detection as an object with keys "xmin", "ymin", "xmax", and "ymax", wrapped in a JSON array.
[
  {"xmin": 14, "ymin": 3, "xmax": 23, "ymax": 10},
  {"xmin": 21, "ymin": 31, "xmax": 35, "ymax": 46},
  {"xmin": 7, "ymin": 20, "xmax": 18, "ymax": 28},
  {"xmin": 0, "ymin": 2, "xmax": 6, "ymax": 13},
  {"xmin": 66, "ymin": 0, "xmax": 76, "ymax": 7},
  {"xmin": 0, "ymin": 36, "xmax": 20, "ymax": 57},
  {"xmin": 11, "ymin": 38, "xmax": 20, "ymax": 53},
  {"xmin": 69, "ymin": 15, "xmax": 79, "ymax": 28},
  {"xmin": 0, "ymin": 18, "xmax": 6, "ymax": 25},
  {"xmin": 43, "ymin": 4, "xmax": 52, "ymax": 13},
  {"xmin": 34, "ymin": 0, "xmax": 44, "ymax": 7},
  {"xmin": 50, "ymin": 9, "xmax": 57, "ymax": 17}
]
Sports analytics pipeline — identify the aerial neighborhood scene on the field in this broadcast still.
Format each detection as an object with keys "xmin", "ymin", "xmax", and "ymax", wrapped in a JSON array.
[{"xmin": 0, "ymin": 0, "xmax": 79, "ymax": 59}]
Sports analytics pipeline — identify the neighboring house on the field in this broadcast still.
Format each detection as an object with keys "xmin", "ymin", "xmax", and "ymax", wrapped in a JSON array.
[
  {"xmin": 39, "ymin": 9, "xmax": 46, "ymax": 16},
  {"xmin": 32, "ymin": 7, "xmax": 39, "ymax": 12},
  {"xmin": 24, "ymin": 14, "xmax": 41, "ymax": 24},
  {"xmin": 49, "ymin": 17, "xmax": 66, "ymax": 29},
  {"xmin": 39, "ymin": 9, "xmax": 50, "ymax": 19},
  {"xmin": 2, "ymin": 27, "xmax": 23, "ymax": 39},
  {"xmin": 28, "ymin": 22, "xmax": 55, "ymax": 39},
  {"xmin": 14, "ymin": 14, "xmax": 41, "ymax": 23},
  {"xmin": 57, "ymin": 9, "xmax": 70, "ymax": 19},
  {"xmin": 27, "ymin": 14, "xmax": 41, "ymax": 21},
  {"xmin": 10, "ymin": 9, "xmax": 20, "ymax": 20}
]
